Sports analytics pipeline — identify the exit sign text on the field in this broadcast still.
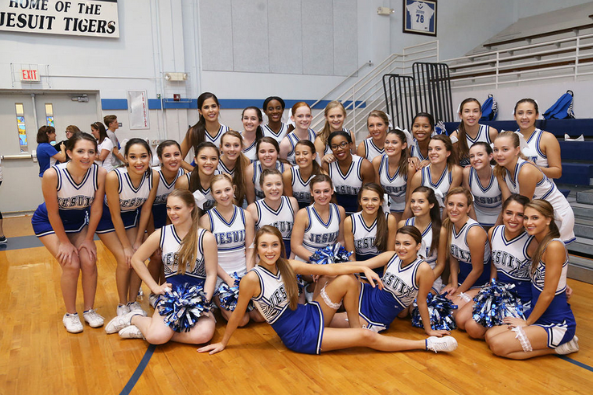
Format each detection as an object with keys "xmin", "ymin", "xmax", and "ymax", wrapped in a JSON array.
[{"xmin": 21, "ymin": 69, "xmax": 40, "ymax": 82}]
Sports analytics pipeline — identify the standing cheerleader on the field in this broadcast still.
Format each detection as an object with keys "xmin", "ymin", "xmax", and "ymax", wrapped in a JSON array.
[
  {"xmin": 175, "ymin": 142, "xmax": 220, "ymax": 212},
  {"xmin": 247, "ymin": 169, "xmax": 298, "ymax": 258},
  {"xmin": 199, "ymin": 226, "xmax": 458, "ymax": 355},
  {"xmin": 407, "ymin": 135, "xmax": 462, "ymax": 213},
  {"xmin": 409, "ymin": 113, "xmax": 434, "ymax": 167},
  {"xmin": 218, "ymin": 131, "xmax": 250, "ymax": 205},
  {"xmin": 450, "ymin": 98, "xmax": 498, "ymax": 167},
  {"xmin": 457, "ymin": 194, "xmax": 536, "ymax": 339},
  {"xmin": 90, "ymin": 122, "xmax": 114, "ymax": 173},
  {"xmin": 245, "ymin": 137, "xmax": 289, "ymax": 204},
  {"xmin": 240, "ymin": 106, "xmax": 264, "ymax": 162},
  {"xmin": 485, "ymin": 200, "xmax": 578, "ymax": 359},
  {"xmin": 462, "ymin": 142, "xmax": 502, "ymax": 230},
  {"xmin": 493, "ymin": 131, "xmax": 575, "ymax": 244},
  {"xmin": 152, "ymin": 141, "xmax": 186, "ymax": 230},
  {"xmin": 96, "ymin": 139, "xmax": 159, "ymax": 316},
  {"xmin": 283, "ymin": 140, "xmax": 323, "ymax": 210},
  {"xmin": 514, "ymin": 98, "xmax": 562, "ymax": 179},
  {"xmin": 314, "ymin": 101, "xmax": 356, "ymax": 162},
  {"xmin": 262, "ymin": 96, "xmax": 290, "ymax": 143},
  {"xmin": 344, "ymin": 184, "xmax": 397, "ymax": 278},
  {"xmin": 199, "ymin": 174, "xmax": 258, "ymax": 326},
  {"xmin": 279, "ymin": 102, "xmax": 316, "ymax": 165},
  {"xmin": 323, "ymin": 131, "xmax": 375, "ymax": 214},
  {"xmin": 373, "ymin": 128, "xmax": 416, "ymax": 222},
  {"xmin": 31, "ymin": 132, "xmax": 106, "ymax": 333},
  {"xmin": 105, "ymin": 190, "xmax": 218, "ymax": 344},
  {"xmin": 180, "ymin": 92, "xmax": 229, "ymax": 170},
  {"xmin": 357, "ymin": 110, "xmax": 388, "ymax": 162}
]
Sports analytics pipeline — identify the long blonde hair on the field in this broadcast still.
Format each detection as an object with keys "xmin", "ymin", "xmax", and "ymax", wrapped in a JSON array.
[
  {"xmin": 525, "ymin": 199, "xmax": 561, "ymax": 274},
  {"xmin": 220, "ymin": 130, "xmax": 250, "ymax": 205},
  {"xmin": 442, "ymin": 187, "xmax": 473, "ymax": 260},
  {"xmin": 210, "ymin": 173, "xmax": 234, "ymax": 206},
  {"xmin": 168, "ymin": 189, "xmax": 202, "ymax": 275},
  {"xmin": 318, "ymin": 101, "xmax": 346, "ymax": 145},
  {"xmin": 493, "ymin": 131, "xmax": 528, "ymax": 179}
]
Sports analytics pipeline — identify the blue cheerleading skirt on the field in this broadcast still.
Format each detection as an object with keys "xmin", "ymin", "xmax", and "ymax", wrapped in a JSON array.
[
  {"xmin": 527, "ymin": 288, "xmax": 576, "ymax": 348},
  {"xmin": 270, "ymin": 301, "xmax": 324, "ymax": 355},
  {"xmin": 283, "ymin": 238, "xmax": 292, "ymax": 258},
  {"xmin": 152, "ymin": 203, "xmax": 167, "ymax": 230},
  {"xmin": 358, "ymin": 282, "xmax": 404, "ymax": 332},
  {"xmin": 32, "ymin": 203, "xmax": 89, "ymax": 237},
  {"xmin": 335, "ymin": 193, "xmax": 358, "ymax": 215},
  {"xmin": 458, "ymin": 259, "xmax": 490, "ymax": 289},
  {"xmin": 96, "ymin": 201, "xmax": 140, "ymax": 234},
  {"xmin": 356, "ymin": 252, "xmax": 383, "ymax": 280},
  {"xmin": 497, "ymin": 272, "xmax": 532, "ymax": 308}
]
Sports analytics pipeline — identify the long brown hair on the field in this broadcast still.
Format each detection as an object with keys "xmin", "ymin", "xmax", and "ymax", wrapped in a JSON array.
[
  {"xmin": 220, "ymin": 130, "xmax": 249, "ymax": 205},
  {"xmin": 456, "ymin": 98, "xmax": 482, "ymax": 164},
  {"xmin": 358, "ymin": 183, "xmax": 389, "ymax": 252},
  {"xmin": 442, "ymin": 187, "xmax": 473, "ymax": 259},
  {"xmin": 412, "ymin": 186, "xmax": 441, "ymax": 255},
  {"xmin": 187, "ymin": 92, "xmax": 220, "ymax": 151},
  {"xmin": 255, "ymin": 225, "xmax": 299, "ymax": 310},
  {"xmin": 493, "ymin": 131, "xmax": 528, "ymax": 179},
  {"xmin": 386, "ymin": 129, "xmax": 410, "ymax": 178},
  {"xmin": 295, "ymin": 140, "xmax": 322, "ymax": 175},
  {"xmin": 430, "ymin": 134, "xmax": 456, "ymax": 172},
  {"xmin": 168, "ymin": 189, "xmax": 202, "ymax": 275},
  {"xmin": 318, "ymin": 101, "xmax": 347, "ymax": 145},
  {"xmin": 525, "ymin": 199, "xmax": 561, "ymax": 274},
  {"xmin": 189, "ymin": 142, "xmax": 220, "ymax": 193}
]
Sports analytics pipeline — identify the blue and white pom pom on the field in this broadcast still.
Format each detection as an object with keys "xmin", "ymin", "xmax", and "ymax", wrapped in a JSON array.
[
  {"xmin": 217, "ymin": 272, "xmax": 254, "ymax": 312},
  {"xmin": 472, "ymin": 279, "xmax": 525, "ymax": 328},
  {"xmin": 411, "ymin": 292, "xmax": 458, "ymax": 331},
  {"xmin": 157, "ymin": 283, "xmax": 212, "ymax": 332},
  {"xmin": 309, "ymin": 243, "xmax": 352, "ymax": 264}
]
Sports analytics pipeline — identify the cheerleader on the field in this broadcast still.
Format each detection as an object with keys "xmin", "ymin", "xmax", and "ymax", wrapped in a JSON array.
[
  {"xmin": 457, "ymin": 194, "xmax": 536, "ymax": 339},
  {"xmin": 218, "ymin": 131, "xmax": 250, "ymax": 205},
  {"xmin": 409, "ymin": 112, "xmax": 434, "ymax": 168},
  {"xmin": 450, "ymin": 98, "xmax": 498, "ymax": 167},
  {"xmin": 399, "ymin": 187, "xmax": 442, "ymax": 292},
  {"xmin": 439, "ymin": 188, "xmax": 491, "ymax": 311},
  {"xmin": 357, "ymin": 110, "xmax": 388, "ymax": 162},
  {"xmin": 279, "ymin": 102, "xmax": 316, "ymax": 165},
  {"xmin": 262, "ymin": 96, "xmax": 290, "ymax": 143},
  {"xmin": 493, "ymin": 131, "xmax": 575, "ymax": 244},
  {"xmin": 282, "ymin": 140, "xmax": 323, "ymax": 210},
  {"xmin": 514, "ymin": 98, "xmax": 562, "ymax": 179},
  {"xmin": 175, "ymin": 142, "xmax": 220, "ymax": 213},
  {"xmin": 314, "ymin": 101, "xmax": 356, "ymax": 163},
  {"xmin": 105, "ymin": 190, "xmax": 218, "ymax": 344},
  {"xmin": 485, "ymin": 200, "xmax": 578, "ymax": 359},
  {"xmin": 90, "ymin": 122, "xmax": 114, "ymax": 173},
  {"xmin": 245, "ymin": 137, "xmax": 289, "ymax": 204},
  {"xmin": 373, "ymin": 128, "xmax": 416, "ymax": 222},
  {"xmin": 247, "ymin": 169, "xmax": 298, "ymax": 258},
  {"xmin": 31, "ymin": 132, "xmax": 106, "ymax": 333},
  {"xmin": 344, "ymin": 184, "xmax": 397, "ymax": 278},
  {"xmin": 180, "ymin": 92, "xmax": 229, "ymax": 170},
  {"xmin": 323, "ymin": 131, "xmax": 375, "ymax": 214},
  {"xmin": 96, "ymin": 138, "xmax": 159, "ymax": 316},
  {"xmin": 199, "ymin": 226, "xmax": 458, "ymax": 355},
  {"xmin": 407, "ymin": 135, "xmax": 462, "ymax": 213},
  {"xmin": 199, "ymin": 174, "xmax": 259, "ymax": 326},
  {"xmin": 462, "ymin": 142, "xmax": 502, "ymax": 230},
  {"xmin": 152, "ymin": 141, "xmax": 186, "ymax": 230},
  {"xmin": 240, "ymin": 106, "xmax": 264, "ymax": 162}
]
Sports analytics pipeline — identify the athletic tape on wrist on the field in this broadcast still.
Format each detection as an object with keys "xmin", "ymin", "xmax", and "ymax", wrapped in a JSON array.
[
  {"xmin": 512, "ymin": 326, "xmax": 532, "ymax": 352},
  {"xmin": 458, "ymin": 292, "xmax": 472, "ymax": 303},
  {"xmin": 320, "ymin": 282, "xmax": 342, "ymax": 310}
]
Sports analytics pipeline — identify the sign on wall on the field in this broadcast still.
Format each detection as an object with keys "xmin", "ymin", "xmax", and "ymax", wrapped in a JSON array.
[
  {"xmin": 128, "ymin": 91, "xmax": 149, "ymax": 130},
  {"xmin": 0, "ymin": 0, "xmax": 119, "ymax": 38}
]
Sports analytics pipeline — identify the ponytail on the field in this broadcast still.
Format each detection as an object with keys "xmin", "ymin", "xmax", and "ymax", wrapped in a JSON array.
[{"xmin": 168, "ymin": 190, "xmax": 202, "ymax": 275}]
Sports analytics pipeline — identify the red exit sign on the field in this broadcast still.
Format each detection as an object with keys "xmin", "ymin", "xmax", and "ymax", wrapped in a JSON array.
[{"xmin": 21, "ymin": 69, "xmax": 40, "ymax": 82}]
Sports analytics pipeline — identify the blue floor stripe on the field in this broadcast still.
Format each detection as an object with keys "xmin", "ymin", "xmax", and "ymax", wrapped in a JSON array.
[
  {"xmin": 120, "ymin": 344, "xmax": 156, "ymax": 395},
  {"xmin": 0, "ymin": 234, "xmax": 100, "ymax": 251},
  {"xmin": 557, "ymin": 355, "xmax": 593, "ymax": 372}
]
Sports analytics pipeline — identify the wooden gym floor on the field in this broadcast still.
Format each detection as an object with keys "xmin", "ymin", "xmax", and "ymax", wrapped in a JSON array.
[{"xmin": 0, "ymin": 215, "xmax": 592, "ymax": 395}]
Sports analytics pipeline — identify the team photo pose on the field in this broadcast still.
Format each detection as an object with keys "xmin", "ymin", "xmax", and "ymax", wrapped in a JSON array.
[
  {"xmin": 314, "ymin": 101, "xmax": 356, "ymax": 162},
  {"xmin": 323, "ymin": 131, "xmax": 375, "ymax": 214},
  {"xmin": 31, "ymin": 132, "xmax": 106, "ymax": 333},
  {"xmin": 218, "ymin": 131, "xmax": 250, "ymax": 205},
  {"xmin": 175, "ymin": 142, "xmax": 220, "ymax": 212},
  {"xmin": 247, "ymin": 169, "xmax": 298, "ymax": 258},
  {"xmin": 493, "ymin": 131, "xmax": 575, "ymax": 244},
  {"xmin": 96, "ymin": 138, "xmax": 159, "ymax": 317},
  {"xmin": 450, "ymin": 98, "xmax": 498, "ymax": 167},
  {"xmin": 485, "ymin": 200, "xmax": 578, "ymax": 359},
  {"xmin": 283, "ymin": 140, "xmax": 324, "ymax": 210},
  {"xmin": 245, "ymin": 137, "xmax": 289, "ymax": 203},
  {"xmin": 105, "ymin": 189, "xmax": 218, "ymax": 344},
  {"xmin": 198, "ymin": 226, "xmax": 458, "ymax": 355},
  {"xmin": 90, "ymin": 122, "xmax": 115, "ymax": 173},
  {"xmin": 262, "ymin": 96, "xmax": 290, "ymax": 143},
  {"xmin": 409, "ymin": 112, "xmax": 434, "ymax": 167},
  {"xmin": 280, "ymin": 102, "xmax": 316, "ymax": 165},
  {"xmin": 240, "ymin": 106, "xmax": 264, "ymax": 162},
  {"xmin": 357, "ymin": 110, "xmax": 388, "ymax": 162}
]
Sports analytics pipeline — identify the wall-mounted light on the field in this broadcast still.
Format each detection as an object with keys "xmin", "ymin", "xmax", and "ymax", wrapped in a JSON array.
[
  {"xmin": 165, "ymin": 72, "xmax": 188, "ymax": 81},
  {"xmin": 377, "ymin": 7, "xmax": 394, "ymax": 16}
]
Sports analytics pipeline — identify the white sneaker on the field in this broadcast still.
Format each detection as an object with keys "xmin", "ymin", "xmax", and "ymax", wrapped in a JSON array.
[
  {"xmin": 83, "ymin": 309, "xmax": 104, "ymax": 328},
  {"xmin": 556, "ymin": 336, "xmax": 579, "ymax": 355},
  {"xmin": 119, "ymin": 325, "xmax": 145, "ymax": 339},
  {"xmin": 117, "ymin": 304, "xmax": 130, "ymax": 316},
  {"xmin": 63, "ymin": 313, "xmax": 83, "ymax": 334},
  {"xmin": 105, "ymin": 310, "xmax": 146, "ymax": 334},
  {"xmin": 127, "ymin": 301, "xmax": 147, "ymax": 317},
  {"xmin": 149, "ymin": 293, "xmax": 159, "ymax": 309},
  {"xmin": 426, "ymin": 336, "xmax": 458, "ymax": 353}
]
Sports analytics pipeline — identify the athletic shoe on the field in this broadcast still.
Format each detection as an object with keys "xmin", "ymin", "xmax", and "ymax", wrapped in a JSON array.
[
  {"xmin": 117, "ymin": 304, "xmax": 130, "ymax": 316},
  {"xmin": 83, "ymin": 309, "xmax": 104, "ymax": 328},
  {"xmin": 127, "ymin": 301, "xmax": 147, "ymax": 317},
  {"xmin": 105, "ymin": 310, "xmax": 146, "ymax": 334},
  {"xmin": 149, "ymin": 293, "xmax": 159, "ymax": 309},
  {"xmin": 426, "ymin": 336, "xmax": 458, "ymax": 353},
  {"xmin": 0, "ymin": 236, "xmax": 7, "ymax": 244},
  {"xmin": 63, "ymin": 313, "xmax": 83, "ymax": 334},
  {"xmin": 556, "ymin": 336, "xmax": 579, "ymax": 355},
  {"xmin": 119, "ymin": 325, "xmax": 145, "ymax": 339}
]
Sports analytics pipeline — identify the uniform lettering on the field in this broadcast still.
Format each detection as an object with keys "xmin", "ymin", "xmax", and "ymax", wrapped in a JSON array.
[
  {"xmin": 57, "ymin": 195, "xmax": 93, "ymax": 208},
  {"xmin": 335, "ymin": 185, "xmax": 360, "ymax": 195},
  {"xmin": 309, "ymin": 231, "xmax": 339, "ymax": 244},
  {"xmin": 492, "ymin": 250, "xmax": 530, "ymax": 279},
  {"xmin": 214, "ymin": 230, "xmax": 246, "ymax": 245}
]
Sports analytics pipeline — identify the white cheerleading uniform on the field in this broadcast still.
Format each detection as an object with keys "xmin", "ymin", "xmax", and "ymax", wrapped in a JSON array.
[
  {"xmin": 204, "ymin": 124, "xmax": 230, "ymax": 149},
  {"xmin": 468, "ymin": 166, "xmax": 502, "ymax": 227},
  {"xmin": 410, "ymin": 138, "xmax": 428, "ymax": 162},
  {"xmin": 252, "ymin": 160, "xmax": 286, "ymax": 200},
  {"xmin": 458, "ymin": 124, "xmax": 492, "ymax": 167},
  {"xmin": 290, "ymin": 165, "xmax": 315, "ymax": 209},
  {"xmin": 362, "ymin": 137, "xmax": 385, "ymax": 162},
  {"xmin": 301, "ymin": 203, "xmax": 341, "ymax": 259},
  {"xmin": 240, "ymin": 132, "xmax": 258, "ymax": 162},
  {"xmin": 184, "ymin": 172, "xmax": 219, "ymax": 212},
  {"xmin": 152, "ymin": 168, "xmax": 186, "ymax": 229},
  {"xmin": 520, "ymin": 128, "xmax": 548, "ymax": 168},
  {"xmin": 328, "ymin": 154, "xmax": 364, "ymax": 214},
  {"xmin": 450, "ymin": 218, "xmax": 491, "ymax": 288},
  {"xmin": 254, "ymin": 196, "xmax": 295, "ymax": 257},
  {"xmin": 285, "ymin": 129, "xmax": 316, "ymax": 165},
  {"xmin": 503, "ymin": 159, "xmax": 575, "ymax": 244},
  {"xmin": 378, "ymin": 155, "xmax": 407, "ymax": 213},
  {"xmin": 351, "ymin": 212, "xmax": 381, "ymax": 261},
  {"xmin": 490, "ymin": 225, "xmax": 534, "ymax": 307},
  {"xmin": 160, "ymin": 225, "xmax": 207, "ymax": 287},
  {"xmin": 405, "ymin": 217, "xmax": 440, "ymax": 291},
  {"xmin": 421, "ymin": 165, "xmax": 452, "ymax": 209},
  {"xmin": 263, "ymin": 123, "xmax": 290, "ymax": 143},
  {"xmin": 217, "ymin": 160, "xmax": 235, "ymax": 177}
]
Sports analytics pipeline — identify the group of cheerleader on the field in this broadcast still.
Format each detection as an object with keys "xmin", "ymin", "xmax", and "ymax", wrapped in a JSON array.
[{"xmin": 32, "ymin": 92, "xmax": 577, "ymax": 358}]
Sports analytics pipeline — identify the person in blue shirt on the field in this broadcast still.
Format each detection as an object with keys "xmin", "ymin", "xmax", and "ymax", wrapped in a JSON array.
[{"xmin": 36, "ymin": 126, "xmax": 66, "ymax": 178}]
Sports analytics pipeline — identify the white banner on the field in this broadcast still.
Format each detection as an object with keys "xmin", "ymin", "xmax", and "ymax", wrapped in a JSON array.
[
  {"xmin": 0, "ymin": 0, "xmax": 119, "ymax": 38},
  {"xmin": 128, "ymin": 91, "xmax": 150, "ymax": 130}
]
